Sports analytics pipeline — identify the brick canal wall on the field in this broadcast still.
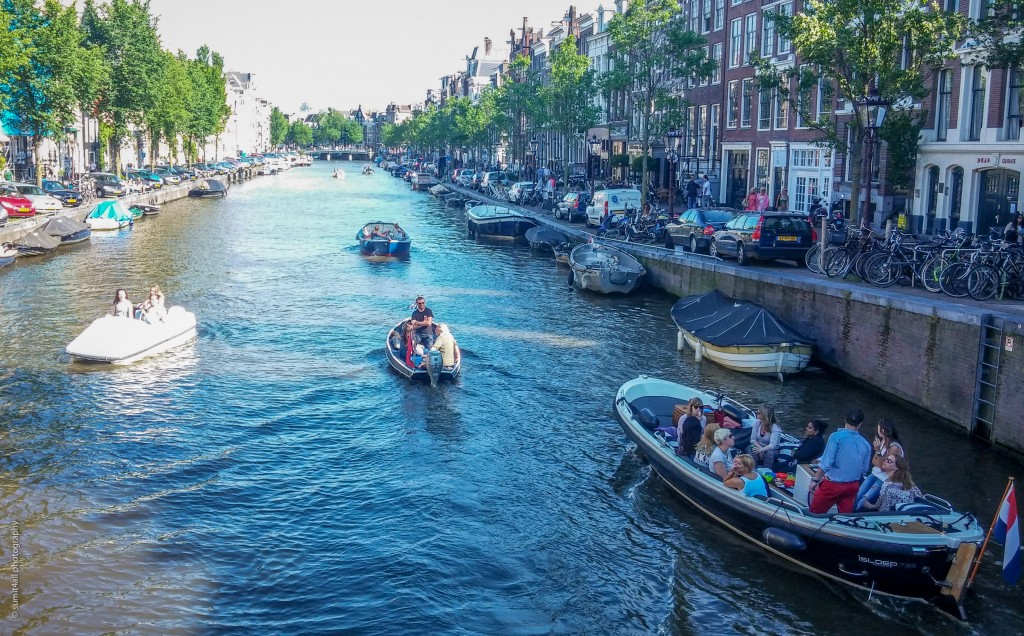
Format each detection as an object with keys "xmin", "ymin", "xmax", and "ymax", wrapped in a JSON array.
[{"xmin": 633, "ymin": 245, "xmax": 1024, "ymax": 456}]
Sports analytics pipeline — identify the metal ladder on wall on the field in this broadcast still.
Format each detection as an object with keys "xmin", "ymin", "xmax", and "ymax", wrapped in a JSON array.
[{"xmin": 971, "ymin": 315, "xmax": 1003, "ymax": 443}]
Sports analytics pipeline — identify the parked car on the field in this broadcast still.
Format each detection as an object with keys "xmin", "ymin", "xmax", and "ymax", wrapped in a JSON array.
[
  {"xmin": 585, "ymin": 188, "xmax": 643, "ymax": 227},
  {"xmin": 555, "ymin": 191, "xmax": 592, "ymax": 222},
  {"xmin": 710, "ymin": 211, "xmax": 816, "ymax": 266},
  {"xmin": 0, "ymin": 184, "xmax": 36, "ymax": 218},
  {"xmin": 10, "ymin": 182, "xmax": 63, "ymax": 214},
  {"xmin": 89, "ymin": 172, "xmax": 127, "ymax": 197},
  {"xmin": 480, "ymin": 171, "xmax": 508, "ymax": 191},
  {"xmin": 665, "ymin": 207, "xmax": 739, "ymax": 253},
  {"xmin": 457, "ymin": 171, "xmax": 476, "ymax": 188},
  {"xmin": 127, "ymin": 169, "xmax": 164, "ymax": 189},
  {"xmin": 152, "ymin": 167, "xmax": 182, "ymax": 185},
  {"xmin": 41, "ymin": 179, "xmax": 83, "ymax": 207},
  {"xmin": 507, "ymin": 181, "xmax": 535, "ymax": 203}
]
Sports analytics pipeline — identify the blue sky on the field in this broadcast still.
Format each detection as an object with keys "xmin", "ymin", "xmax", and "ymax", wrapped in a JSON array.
[{"xmin": 149, "ymin": 0, "xmax": 582, "ymax": 114}]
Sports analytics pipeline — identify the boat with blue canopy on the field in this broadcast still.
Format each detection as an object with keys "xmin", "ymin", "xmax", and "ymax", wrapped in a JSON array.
[{"xmin": 85, "ymin": 200, "xmax": 133, "ymax": 230}]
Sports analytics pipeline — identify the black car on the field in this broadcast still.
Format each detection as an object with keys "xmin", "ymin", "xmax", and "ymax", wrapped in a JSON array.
[
  {"xmin": 710, "ymin": 212, "xmax": 816, "ymax": 266},
  {"xmin": 665, "ymin": 207, "xmax": 738, "ymax": 253},
  {"xmin": 555, "ymin": 191, "xmax": 592, "ymax": 222},
  {"xmin": 41, "ymin": 179, "xmax": 83, "ymax": 207}
]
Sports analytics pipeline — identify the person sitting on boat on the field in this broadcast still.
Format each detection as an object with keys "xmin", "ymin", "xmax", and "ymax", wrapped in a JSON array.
[
  {"xmin": 403, "ymin": 323, "xmax": 418, "ymax": 367},
  {"xmin": 855, "ymin": 419, "xmax": 907, "ymax": 512},
  {"xmin": 411, "ymin": 344, "xmax": 426, "ymax": 368},
  {"xmin": 859, "ymin": 455, "xmax": 922, "ymax": 512},
  {"xmin": 676, "ymin": 397, "xmax": 705, "ymax": 458},
  {"xmin": 750, "ymin": 404, "xmax": 783, "ymax": 469},
  {"xmin": 112, "ymin": 289, "xmax": 134, "ymax": 319},
  {"xmin": 135, "ymin": 285, "xmax": 167, "ymax": 323},
  {"xmin": 773, "ymin": 420, "xmax": 828, "ymax": 473},
  {"xmin": 723, "ymin": 454, "xmax": 768, "ymax": 498},
  {"xmin": 393, "ymin": 224, "xmax": 406, "ymax": 239},
  {"xmin": 410, "ymin": 296, "xmax": 435, "ymax": 348},
  {"xmin": 809, "ymin": 409, "xmax": 872, "ymax": 514},
  {"xmin": 708, "ymin": 428, "xmax": 735, "ymax": 479},
  {"xmin": 370, "ymin": 225, "xmax": 387, "ymax": 239},
  {"xmin": 430, "ymin": 323, "xmax": 456, "ymax": 369},
  {"xmin": 693, "ymin": 422, "xmax": 721, "ymax": 466}
]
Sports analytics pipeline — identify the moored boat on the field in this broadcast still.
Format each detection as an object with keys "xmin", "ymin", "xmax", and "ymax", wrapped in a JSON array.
[
  {"xmin": 333, "ymin": 169, "xmax": 346, "ymax": 179},
  {"xmin": 65, "ymin": 306, "xmax": 198, "ymax": 364},
  {"xmin": 466, "ymin": 204, "xmax": 536, "ymax": 241},
  {"xmin": 553, "ymin": 242, "xmax": 572, "ymax": 264},
  {"xmin": 0, "ymin": 242, "xmax": 18, "ymax": 267},
  {"xmin": 671, "ymin": 289, "xmax": 813, "ymax": 380},
  {"xmin": 525, "ymin": 226, "xmax": 568, "ymax": 253},
  {"xmin": 356, "ymin": 222, "xmax": 411, "ymax": 258},
  {"xmin": 86, "ymin": 200, "xmax": 134, "ymax": 230},
  {"xmin": 385, "ymin": 319, "xmax": 461, "ymax": 386},
  {"xmin": 568, "ymin": 242, "xmax": 645, "ymax": 294},
  {"xmin": 13, "ymin": 229, "xmax": 61, "ymax": 256},
  {"xmin": 613, "ymin": 375, "xmax": 984, "ymax": 613},
  {"xmin": 42, "ymin": 217, "xmax": 92, "ymax": 244},
  {"xmin": 188, "ymin": 178, "xmax": 227, "ymax": 197}
]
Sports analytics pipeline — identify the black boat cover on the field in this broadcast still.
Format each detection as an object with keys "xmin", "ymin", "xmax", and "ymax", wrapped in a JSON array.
[
  {"xmin": 42, "ymin": 217, "xmax": 90, "ymax": 238},
  {"xmin": 192, "ymin": 178, "xmax": 227, "ymax": 193},
  {"xmin": 15, "ymin": 229, "xmax": 61, "ymax": 250},
  {"xmin": 525, "ymin": 226, "xmax": 568, "ymax": 246},
  {"xmin": 670, "ymin": 289, "xmax": 812, "ymax": 347}
]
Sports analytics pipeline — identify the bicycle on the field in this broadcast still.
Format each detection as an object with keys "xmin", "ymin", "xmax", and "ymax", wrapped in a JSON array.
[{"xmin": 966, "ymin": 245, "xmax": 1024, "ymax": 301}]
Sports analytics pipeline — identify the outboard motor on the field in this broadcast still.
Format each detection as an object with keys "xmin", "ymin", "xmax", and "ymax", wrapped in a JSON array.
[{"xmin": 424, "ymin": 349, "xmax": 443, "ymax": 387}]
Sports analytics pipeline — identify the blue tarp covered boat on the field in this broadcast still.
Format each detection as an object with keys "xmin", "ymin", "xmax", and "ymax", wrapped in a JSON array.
[
  {"xmin": 86, "ymin": 200, "xmax": 133, "ymax": 230},
  {"xmin": 356, "ymin": 222, "xmax": 411, "ymax": 258}
]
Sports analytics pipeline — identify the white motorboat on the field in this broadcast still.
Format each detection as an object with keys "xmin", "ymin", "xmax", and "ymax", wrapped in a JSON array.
[
  {"xmin": 568, "ymin": 243, "xmax": 645, "ymax": 294},
  {"xmin": 333, "ymin": 169, "xmax": 346, "ymax": 179},
  {"xmin": 66, "ymin": 306, "xmax": 197, "ymax": 364}
]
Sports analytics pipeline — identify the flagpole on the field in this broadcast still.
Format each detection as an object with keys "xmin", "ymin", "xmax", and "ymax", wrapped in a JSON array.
[{"xmin": 966, "ymin": 476, "xmax": 1015, "ymax": 589}]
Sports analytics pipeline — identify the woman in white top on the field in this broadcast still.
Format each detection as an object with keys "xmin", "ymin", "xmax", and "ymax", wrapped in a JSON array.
[
  {"xmin": 136, "ymin": 285, "xmax": 167, "ymax": 323},
  {"xmin": 708, "ymin": 427, "xmax": 735, "ymax": 479},
  {"xmin": 750, "ymin": 404, "xmax": 783, "ymax": 468},
  {"xmin": 111, "ymin": 289, "xmax": 133, "ymax": 318},
  {"xmin": 855, "ymin": 419, "xmax": 906, "ymax": 511}
]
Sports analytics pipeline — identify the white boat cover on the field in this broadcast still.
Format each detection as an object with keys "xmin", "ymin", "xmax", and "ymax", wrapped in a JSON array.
[{"xmin": 66, "ymin": 306, "xmax": 197, "ymax": 363}]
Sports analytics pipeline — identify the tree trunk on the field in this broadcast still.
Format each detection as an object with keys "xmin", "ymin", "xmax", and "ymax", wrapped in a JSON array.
[
  {"xmin": 641, "ymin": 109, "xmax": 652, "ymax": 208},
  {"xmin": 33, "ymin": 137, "xmax": 43, "ymax": 187},
  {"xmin": 848, "ymin": 127, "xmax": 863, "ymax": 227}
]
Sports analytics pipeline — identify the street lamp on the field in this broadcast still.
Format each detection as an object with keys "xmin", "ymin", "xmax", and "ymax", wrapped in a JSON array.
[
  {"xmin": 665, "ymin": 128, "xmax": 683, "ymax": 215},
  {"xmin": 530, "ymin": 136, "xmax": 539, "ymax": 178},
  {"xmin": 856, "ymin": 87, "xmax": 889, "ymax": 229},
  {"xmin": 588, "ymin": 134, "xmax": 602, "ymax": 193}
]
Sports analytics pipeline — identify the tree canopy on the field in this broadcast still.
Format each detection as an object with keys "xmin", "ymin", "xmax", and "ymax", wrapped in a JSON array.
[{"xmin": 541, "ymin": 34, "xmax": 600, "ymax": 188}]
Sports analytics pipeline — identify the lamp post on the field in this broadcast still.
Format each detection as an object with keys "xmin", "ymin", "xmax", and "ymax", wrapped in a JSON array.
[
  {"xmin": 665, "ymin": 128, "xmax": 682, "ymax": 215},
  {"xmin": 856, "ymin": 87, "xmax": 889, "ymax": 230},
  {"xmin": 588, "ymin": 134, "xmax": 601, "ymax": 194},
  {"xmin": 530, "ymin": 136, "xmax": 539, "ymax": 180}
]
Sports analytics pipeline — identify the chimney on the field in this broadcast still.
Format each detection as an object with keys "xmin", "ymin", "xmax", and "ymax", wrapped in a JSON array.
[{"xmin": 484, "ymin": 37, "xmax": 492, "ymax": 55}]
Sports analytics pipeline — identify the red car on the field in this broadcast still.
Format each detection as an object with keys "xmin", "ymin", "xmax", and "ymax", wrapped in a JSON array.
[{"xmin": 0, "ymin": 184, "xmax": 36, "ymax": 218}]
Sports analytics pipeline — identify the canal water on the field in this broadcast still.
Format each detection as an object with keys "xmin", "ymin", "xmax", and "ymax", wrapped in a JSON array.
[{"xmin": 0, "ymin": 162, "xmax": 1021, "ymax": 634}]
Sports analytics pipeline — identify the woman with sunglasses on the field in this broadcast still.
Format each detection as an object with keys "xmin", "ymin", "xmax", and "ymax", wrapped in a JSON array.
[{"xmin": 859, "ymin": 455, "xmax": 921, "ymax": 512}]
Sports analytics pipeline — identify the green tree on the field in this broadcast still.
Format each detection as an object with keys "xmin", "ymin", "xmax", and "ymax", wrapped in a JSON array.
[
  {"xmin": 969, "ymin": 0, "xmax": 1024, "ymax": 70},
  {"xmin": 184, "ymin": 46, "xmax": 230, "ymax": 161},
  {"xmin": 0, "ymin": 4, "xmax": 29, "ymax": 114},
  {"xmin": 4, "ymin": 0, "xmax": 97, "ymax": 185},
  {"xmin": 764, "ymin": 0, "xmax": 966, "ymax": 225},
  {"xmin": 144, "ymin": 50, "xmax": 191, "ymax": 166},
  {"xmin": 604, "ymin": 0, "xmax": 712, "ymax": 205},
  {"xmin": 270, "ymin": 106, "xmax": 288, "ymax": 147},
  {"xmin": 494, "ymin": 55, "xmax": 544, "ymax": 173},
  {"xmin": 542, "ymin": 34, "xmax": 601, "ymax": 189},
  {"xmin": 339, "ymin": 118, "xmax": 363, "ymax": 146},
  {"xmin": 286, "ymin": 120, "xmax": 313, "ymax": 147}
]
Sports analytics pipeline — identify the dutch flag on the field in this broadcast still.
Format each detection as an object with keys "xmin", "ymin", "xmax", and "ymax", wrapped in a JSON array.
[{"xmin": 994, "ymin": 483, "xmax": 1021, "ymax": 585}]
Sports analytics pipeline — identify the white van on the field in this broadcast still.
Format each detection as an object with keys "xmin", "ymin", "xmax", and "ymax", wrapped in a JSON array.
[{"xmin": 585, "ymin": 188, "xmax": 643, "ymax": 227}]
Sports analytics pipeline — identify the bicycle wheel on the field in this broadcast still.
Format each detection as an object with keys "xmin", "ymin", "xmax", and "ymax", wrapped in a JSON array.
[
  {"xmin": 939, "ymin": 262, "xmax": 972, "ymax": 298},
  {"xmin": 864, "ymin": 253, "xmax": 901, "ymax": 287},
  {"xmin": 967, "ymin": 265, "xmax": 999, "ymax": 301},
  {"xmin": 825, "ymin": 248, "xmax": 852, "ymax": 278},
  {"xmin": 604, "ymin": 228, "xmax": 621, "ymax": 240},
  {"xmin": 805, "ymin": 244, "xmax": 823, "ymax": 274},
  {"xmin": 918, "ymin": 256, "xmax": 948, "ymax": 293}
]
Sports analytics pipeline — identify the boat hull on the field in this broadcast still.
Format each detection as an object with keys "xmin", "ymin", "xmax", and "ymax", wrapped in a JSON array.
[
  {"xmin": 66, "ymin": 307, "xmax": 197, "ymax": 364},
  {"xmin": 680, "ymin": 330, "xmax": 812, "ymax": 375},
  {"xmin": 87, "ymin": 218, "xmax": 131, "ymax": 230},
  {"xmin": 613, "ymin": 376, "xmax": 983, "ymax": 604},
  {"xmin": 56, "ymin": 228, "xmax": 93, "ymax": 244},
  {"xmin": 385, "ymin": 320, "xmax": 461, "ymax": 383},
  {"xmin": 466, "ymin": 205, "xmax": 536, "ymax": 241},
  {"xmin": 357, "ymin": 238, "xmax": 411, "ymax": 258}
]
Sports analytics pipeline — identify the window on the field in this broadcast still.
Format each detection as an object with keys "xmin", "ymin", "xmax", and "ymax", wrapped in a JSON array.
[
  {"xmin": 699, "ymin": 105, "xmax": 708, "ymax": 156},
  {"xmin": 688, "ymin": 107, "xmax": 698, "ymax": 156},
  {"xmin": 778, "ymin": 3, "xmax": 793, "ymax": 54},
  {"xmin": 712, "ymin": 43, "xmax": 723, "ymax": 83},
  {"xmin": 775, "ymin": 91, "xmax": 789, "ymax": 129},
  {"xmin": 755, "ymin": 149, "xmax": 769, "ymax": 189},
  {"xmin": 900, "ymin": 33, "xmax": 914, "ymax": 71},
  {"xmin": 969, "ymin": 65, "xmax": 986, "ymax": 141},
  {"xmin": 710, "ymin": 104, "xmax": 720, "ymax": 156},
  {"xmin": 690, "ymin": 0, "xmax": 701, "ymax": 33},
  {"xmin": 935, "ymin": 69, "xmax": 952, "ymax": 141},
  {"xmin": 700, "ymin": 47, "xmax": 711, "ymax": 86},
  {"xmin": 758, "ymin": 89, "xmax": 772, "ymax": 129},
  {"xmin": 818, "ymin": 78, "xmax": 833, "ymax": 119},
  {"xmin": 761, "ymin": 11, "xmax": 775, "ymax": 57},
  {"xmin": 730, "ymin": 18, "xmax": 743, "ymax": 67},
  {"xmin": 795, "ymin": 68, "xmax": 813, "ymax": 128},
  {"xmin": 944, "ymin": 0, "xmax": 957, "ymax": 11},
  {"xmin": 728, "ymin": 81, "xmax": 739, "ymax": 127},
  {"xmin": 745, "ymin": 14, "xmax": 758, "ymax": 64},
  {"xmin": 741, "ymin": 78, "xmax": 753, "ymax": 127},
  {"xmin": 703, "ymin": 0, "xmax": 712, "ymax": 32},
  {"xmin": 714, "ymin": 0, "xmax": 725, "ymax": 30},
  {"xmin": 1007, "ymin": 67, "xmax": 1022, "ymax": 141}
]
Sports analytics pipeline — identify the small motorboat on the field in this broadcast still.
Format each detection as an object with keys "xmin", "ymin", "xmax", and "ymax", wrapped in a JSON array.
[
  {"xmin": 525, "ymin": 226, "xmax": 568, "ymax": 253},
  {"xmin": 188, "ymin": 178, "xmax": 227, "ymax": 197},
  {"xmin": 13, "ymin": 229, "xmax": 61, "ymax": 256},
  {"xmin": 553, "ymin": 242, "xmax": 572, "ymax": 264},
  {"xmin": 128, "ymin": 205, "xmax": 144, "ymax": 220},
  {"xmin": 362, "ymin": 166, "xmax": 374, "ymax": 175},
  {"xmin": 132, "ymin": 203, "xmax": 160, "ymax": 216},
  {"xmin": 42, "ymin": 217, "xmax": 92, "ymax": 244},
  {"xmin": 356, "ymin": 222, "xmax": 411, "ymax": 258},
  {"xmin": 671, "ymin": 289, "xmax": 814, "ymax": 380},
  {"xmin": 86, "ymin": 200, "xmax": 134, "ymax": 230},
  {"xmin": 464, "ymin": 199, "xmax": 481, "ymax": 210},
  {"xmin": 66, "ymin": 306, "xmax": 198, "ymax": 364},
  {"xmin": 466, "ymin": 205, "xmax": 537, "ymax": 241},
  {"xmin": 385, "ymin": 319, "xmax": 461, "ymax": 386},
  {"xmin": 333, "ymin": 169, "xmax": 346, "ymax": 179},
  {"xmin": 0, "ymin": 242, "xmax": 18, "ymax": 267},
  {"xmin": 613, "ymin": 375, "xmax": 984, "ymax": 614},
  {"xmin": 568, "ymin": 243, "xmax": 645, "ymax": 294},
  {"xmin": 428, "ymin": 184, "xmax": 450, "ymax": 197}
]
